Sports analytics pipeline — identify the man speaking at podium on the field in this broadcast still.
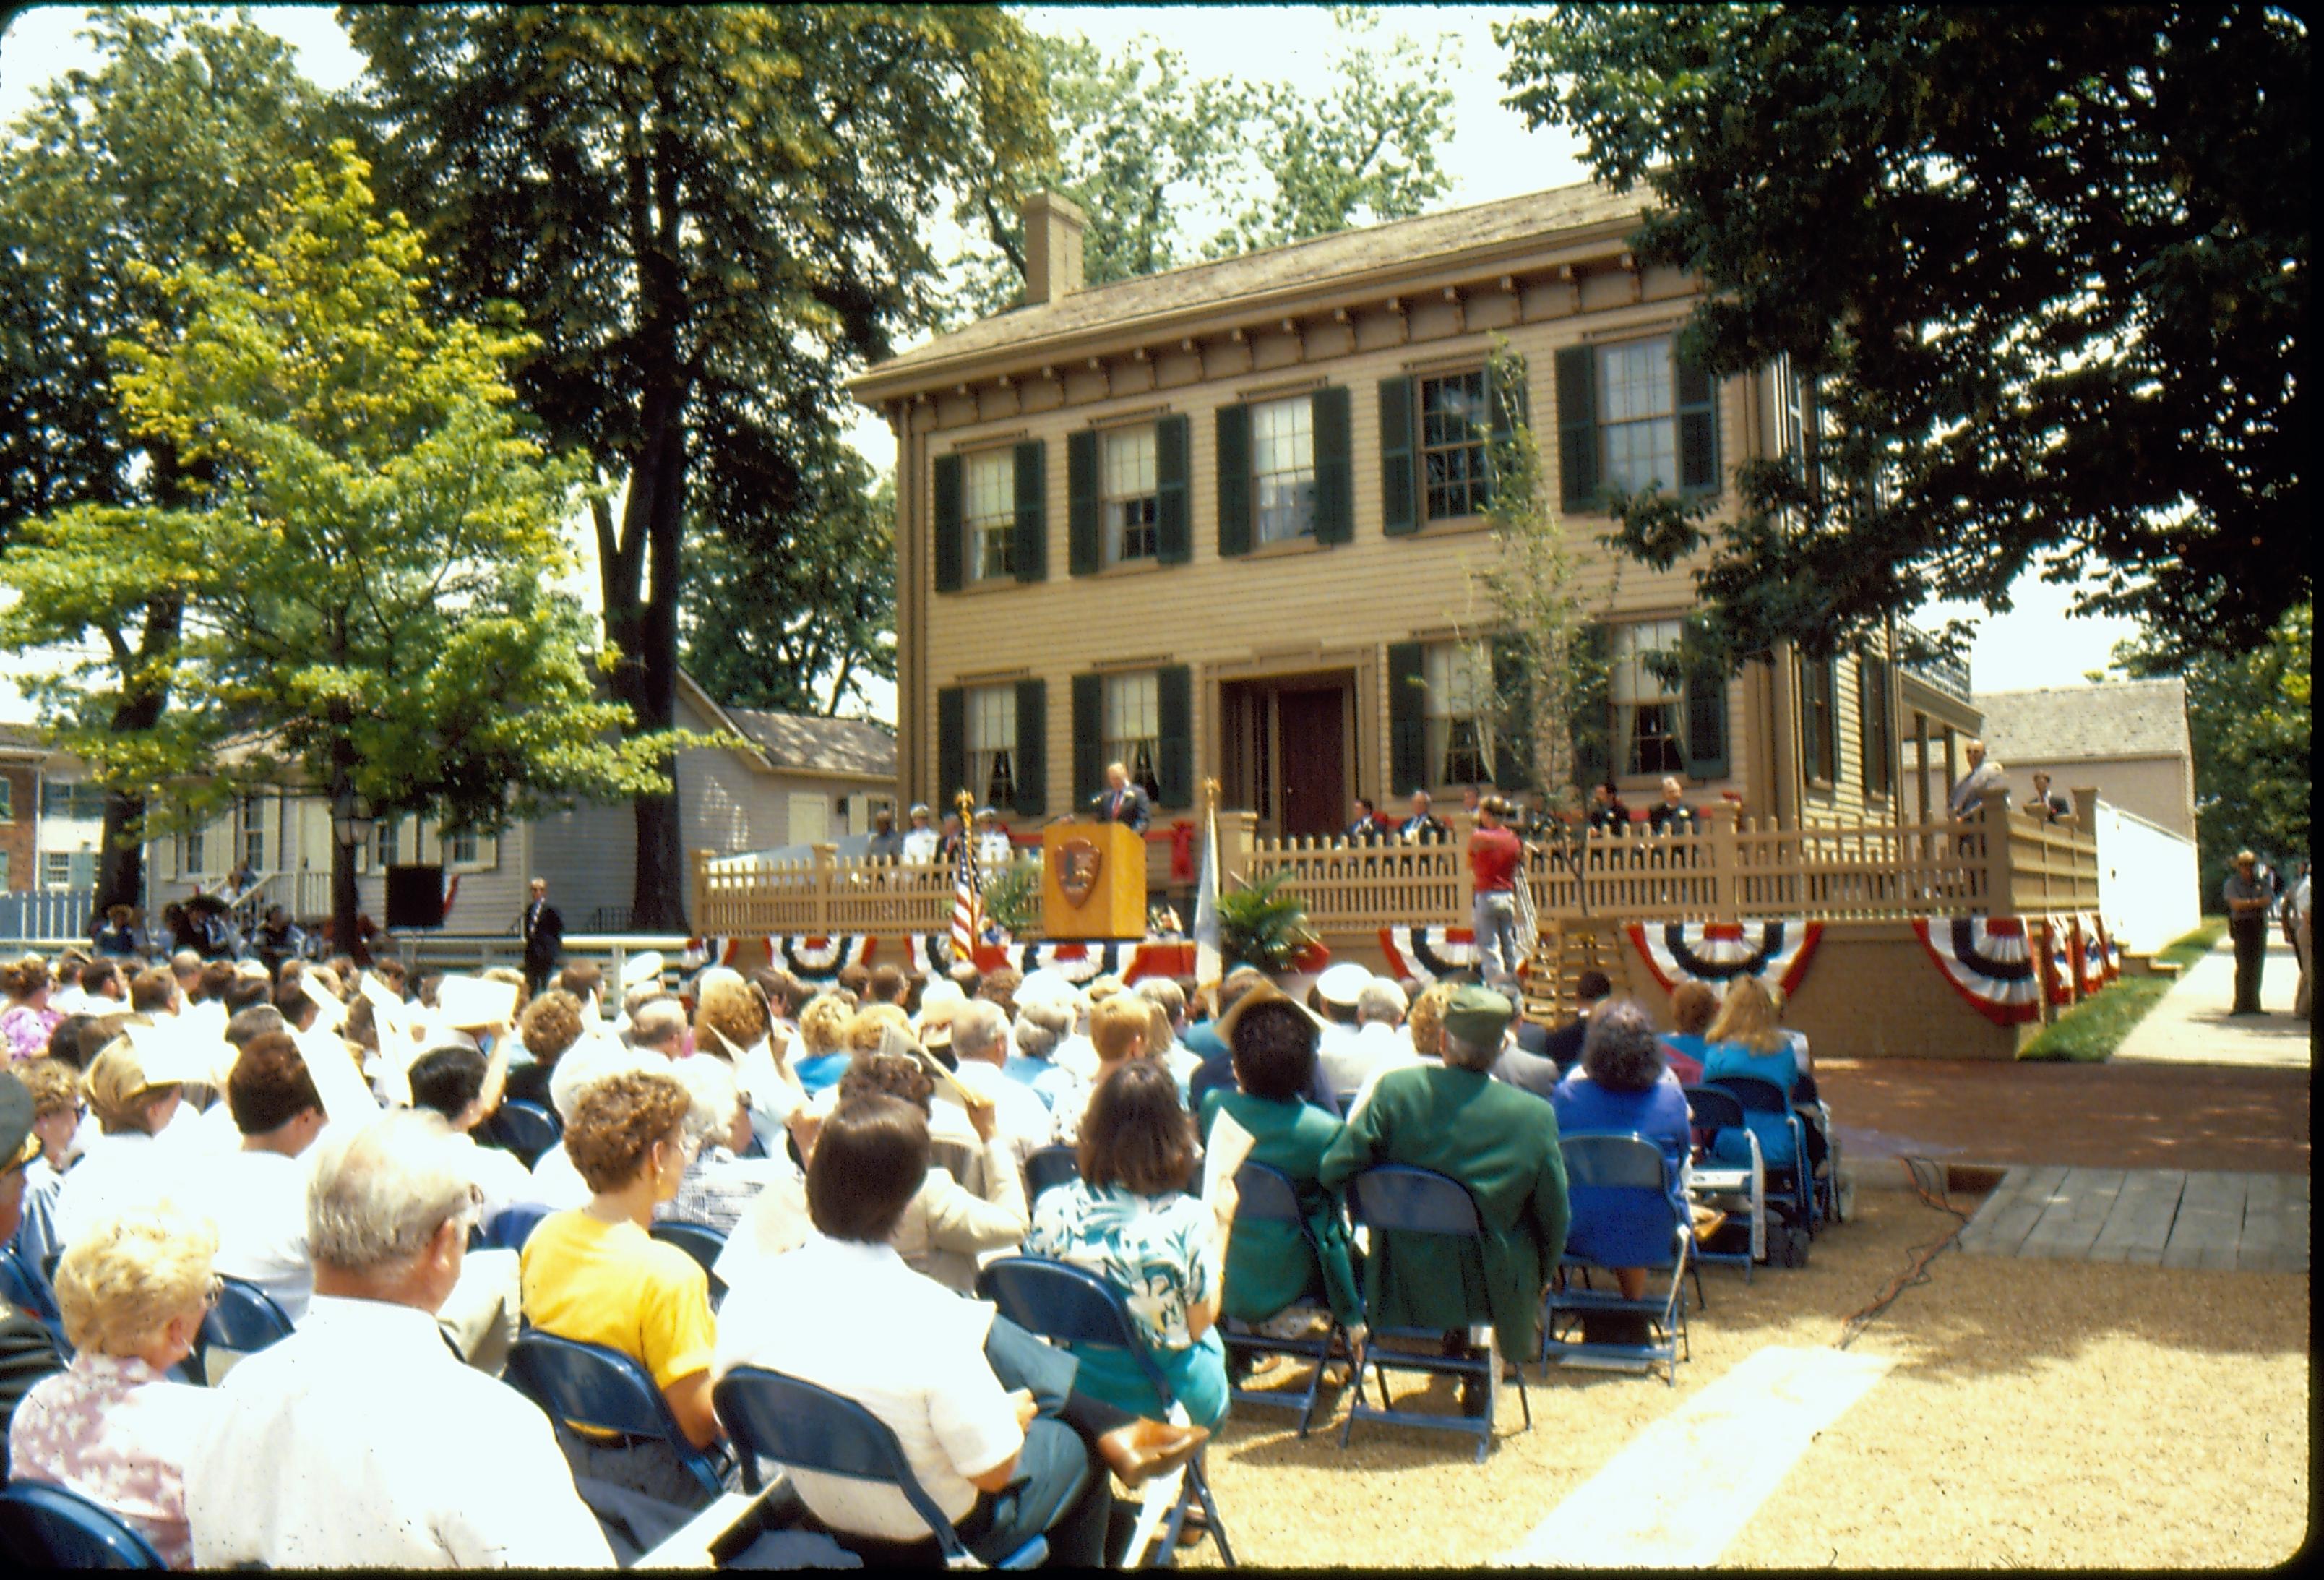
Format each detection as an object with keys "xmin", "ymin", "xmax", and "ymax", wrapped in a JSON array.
[{"xmin": 1090, "ymin": 760, "xmax": 1152, "ymax": 833}]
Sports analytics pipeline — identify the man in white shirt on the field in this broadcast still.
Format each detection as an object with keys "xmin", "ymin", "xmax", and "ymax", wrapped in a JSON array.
[
  {"xmin": 899, "ymin": 803, "xmax": 941, "ymax": 865},
  {"xmin": 1946, "ymin": 737, "xmax": 2009, "ymax": 820},
  {"xmin": 1324, "ymin": 977, "xmax": 1417, "ymax": 1095},
  {"xmin": 713, "ymin": 1098, "xmax": 1202, "ymax": 1567},
  {"xmin": 183, "ymin": 1031, "xmax": 327, "ymax": 1326},
  {"xmin": 947, "ymin": 1001, "xmax": 1051, "ymax": 1171},
  {"xmin": 1312, "ymin": 962, "xmax": 1372, "ymax": 1096},
  {"xmin": 186, "ymin": 1112, "xmax": 612, "ymax": 1568},
  {"xmin": 49, "ymin": 1039, "xmax": 186, "ymax": 1253}
]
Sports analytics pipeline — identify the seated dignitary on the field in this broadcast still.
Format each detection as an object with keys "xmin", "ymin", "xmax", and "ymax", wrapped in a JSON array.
[
  {"xmin": 177, "ymin": 1032, "xmax": 327, "ymax": 1323},
  {"xmin": 186, "ymin": 1111, "xmax": 612, "ymax": 1568},
  {"xmin": 1197, "ymin": 985, "xmax": 1363, "ymax": 1344},
  {"xmin": 9, "ymin": 1210, "xmax": 223, "ymax": 1568},
  {"xmin": 713, "ymin": 1096, "xmax": 1207, "ymax": 1568},
  {"xmin": 657, "ymin": 1053, "xmax": 793, "ymax": 1235},
  {"xmin": 833, "ymin": 1050, "xmax": 1027, "ymax": 1294},
  {"xmin": 1319, "ymin": 985, "xmax": 1571, "ymax": 1403},
  {"xmin": 1025, "ymin": 1060, "xmax": 1235, "ymax": 1430},
  {"xmin": 0, "ymin": 1069, "xmax": 67, "ymax": 1477},
  {"xmin": 520, "ymin": 1069, "xmax": 729, "ymax": 1508},
  {"xmin": 49, "ymin": 1036, "xmax": 184, "ymax": 1252}
]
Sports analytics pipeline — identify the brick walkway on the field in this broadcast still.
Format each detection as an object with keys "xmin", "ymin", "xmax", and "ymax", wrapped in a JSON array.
[{"xmin": 1956, "ymin": 1166, "xmax": 2309, "ymax": 1271}]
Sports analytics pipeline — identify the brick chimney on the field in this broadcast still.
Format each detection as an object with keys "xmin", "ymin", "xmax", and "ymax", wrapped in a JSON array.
[{"xmin": 1021, "ymin": 190, "xmax": 1086, "ymax": 305}]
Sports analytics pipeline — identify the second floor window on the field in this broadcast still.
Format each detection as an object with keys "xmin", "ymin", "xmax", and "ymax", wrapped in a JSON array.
[
  {"xmin": 1424, "ymin": 640, "xmax": 1494, "ymax": 788},
  {"xmin": 965, "ymin": 450, "xmax": 1015, "ymax": 583},
  {"xmin": 1599, "ymin": 338, "xmax": 1678, "ymax": 495},
  {"xmin": 1611, "ymin": 619, "xmax": 1688, "ymax": 776},
  {"xmin": 181, "ymin": 823, "xmax": 206, "ymax": 875},
  {"xmin": 1252, "ymin": 395, "xmax": 1317, "ymax": 544},
  {"xmin": 1104, "ymin": 671, "xmax": 1163, "ymax": 802},
  {"xmin": 1421, "ymin": 370, "xmax": 1491, "ymax": 520},
  {"xmin": 1103, "ymin": 426, "xmax": 1158, "ymax": 564},
  {"xmin": 968, "ymin": 684, "xmax": 1018, "ymax": 809}
]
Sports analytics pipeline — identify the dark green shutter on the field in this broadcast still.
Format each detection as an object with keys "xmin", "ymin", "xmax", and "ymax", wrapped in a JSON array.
[
  {"xmin": 1012, "ymin": 439, "xmax": 1046, "ymax": 582},
  {"xmin": 1378, "ymin": 377, "xmax": 1418, "ymax": 535},
  {"xmin": 1312, "ymin": 385, "xmax": 1352, "ymax": 544},
  {"xmin": 1801, "ymin": 655, "xmax": 1838, "ymax": 783},
  {"xmin": 931, "ymin": 452, "xmax": 963, "ymax": 593},
  {"xmin": 1067, "ymin": 429, "xmax": 1101, "ymax": 576},
  {"xmin": 1857, "ymin": 654, "xmax": 1886, "ymax": 797},
  {"xmin": 1799, "ymin": 369, "xmax": 1824, "ymax": 505},
  {"xmin": 1685, "ymin": 664, "xmax": 1730, "ymax": 781},
  {"xmin": 1013, "ymin": 679, "xmax": 1047, "ymax": 816},
  {"xmin": 1677, "ymin": 350, "xmax": 1719, "ymax": 495},
  {"xmin": 1156, "ymin": 665, "xmax": 1193, "ymax": 808},
  {"xmin": 1571, "ymin": 622, "xmax": 1611, "ymax": 787},
  {"xmin": 1071, "ymin": 671, "xmax": 1103, "ymax": 810},
  {"xmin": 1215, "ymin": 403, "xmax": 1252, "ymax": 557},
  {"xmin": 1387, "ymin": 640, "xmax": 1427, "ymax": 795},
  {"xmin": 1155, "ymin": 415, "xmax": 1191, "ymax": 564},
  {"xmin": 1489, "ymin": 634, "xmax": 1531, "ymax": 791},
  {"xmin": 937, "ymin": 685, "xmax": 966, "ymax": 805},
  {"xmin": 1556, "ymin": 346, "xmax": 1599, "ymax": 510}
]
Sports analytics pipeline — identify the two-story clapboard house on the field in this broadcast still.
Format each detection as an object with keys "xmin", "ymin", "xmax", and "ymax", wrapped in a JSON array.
[{"xmin": 850, "ymin": 182, "xmax": 1981, "ymax": 843}]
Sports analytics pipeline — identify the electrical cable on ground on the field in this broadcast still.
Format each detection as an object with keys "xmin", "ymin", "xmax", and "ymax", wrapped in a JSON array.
[{"xmin": 1834, "ymin": 1155, "xmax": 1974, "ymax": 1351}]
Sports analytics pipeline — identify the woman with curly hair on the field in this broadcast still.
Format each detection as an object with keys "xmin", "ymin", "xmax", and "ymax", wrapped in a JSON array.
[
  {"xmin": 1549, "ymin": 1000, "xmax": 1693, "ymax": 1303},
  {"xmin": 687, "ymin": 971, "xmax": 801, "ymax": 1154},
  {"xmin": 1, "ymin": 955, "xmax": 62, "ymax": 1064},
  {"xmin": 518, "ymin": 1069, "xmax": 729, "ymax": 1508},
  {"xmin": 504, "ymin": 990, "xmax": 584, "ymax": 1109},
  {"xmin": 784, "ymin": 994, "xmax": 855, "ymax": 1096}
]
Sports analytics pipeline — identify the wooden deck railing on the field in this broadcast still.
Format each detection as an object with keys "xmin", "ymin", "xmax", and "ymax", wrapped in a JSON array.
[{"xmin": 689, "ymin": 788, "xmax": 2101, "ymax": 941}]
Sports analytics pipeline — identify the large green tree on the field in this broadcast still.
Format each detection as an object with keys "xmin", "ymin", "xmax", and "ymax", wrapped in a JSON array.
[
  {"xmin": 342, "ymin": 4, "xmax": 1051, "ymax": 928},
  {"xmin": 681, "ymin": 448, "xmax": 896, "ymax": 718},
  {"xmin": 1499, "ymin": 7, "xmax": 2308, "ymax": 671},
  {"xmin": 955, "ymin": 4, "xmax": 1458, "ymax": 319},
  {"xmin": 2116, "ymin": 604, "xmax": 2310, "ymax": 904},
  {"xmin": 0, "ymin": 8, "xmax": 345, "ymax": 909},
  {"xmin": 2, "ymin": 147, "xmax": 685, "ymax": 948}
]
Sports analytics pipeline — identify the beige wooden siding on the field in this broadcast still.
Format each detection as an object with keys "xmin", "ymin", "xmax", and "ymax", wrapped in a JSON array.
[{"xmin": 910, "ymin": 298, "xmax": 1763, "ymax": 826}]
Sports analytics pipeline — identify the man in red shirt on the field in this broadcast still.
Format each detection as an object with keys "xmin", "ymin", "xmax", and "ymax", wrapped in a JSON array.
[{"xmin": 1468, "ymin": 794, "xmax": 1526, "ymax": 978}]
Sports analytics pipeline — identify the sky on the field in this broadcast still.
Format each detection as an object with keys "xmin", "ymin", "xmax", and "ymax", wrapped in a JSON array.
[{"xmin": 0, "ymin": 3, "xmax": 2142, "ymax": 725}]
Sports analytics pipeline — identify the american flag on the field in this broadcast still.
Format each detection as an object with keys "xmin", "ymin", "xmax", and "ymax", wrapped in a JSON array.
[{"xmin": 950, "ymin": 826, "xmax": 985, "ymax": 965}]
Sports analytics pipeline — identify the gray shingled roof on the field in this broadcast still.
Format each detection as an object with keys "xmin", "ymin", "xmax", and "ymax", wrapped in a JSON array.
[
  {"xmin": 1973, "ymin": 678, "xmax": 2190, "ymax": 763},
  {"xmin": 723, "ymin": 707, "xmax": 895, "ymax": 778},
  {"xmin": 860, "ymin": 179, "xmax": 1645, "ymax": 385}
]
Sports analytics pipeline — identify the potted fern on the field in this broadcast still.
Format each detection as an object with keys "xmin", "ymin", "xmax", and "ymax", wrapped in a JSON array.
[{"xmin": 1215, "ymin": 870, "xmax": 1317, "ymax": 974}]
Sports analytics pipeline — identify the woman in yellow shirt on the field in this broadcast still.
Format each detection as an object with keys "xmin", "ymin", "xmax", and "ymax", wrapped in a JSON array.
[{"xmin": 518, "ymin": 1070, "xmax": 728, "ymax": 1508}]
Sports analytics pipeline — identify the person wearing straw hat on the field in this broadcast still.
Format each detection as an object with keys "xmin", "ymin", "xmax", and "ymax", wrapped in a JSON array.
[
  {"xmin": 0, "ymin": 1068, "xmax": 68, "ymax": 1478},
  {"xmin": 49, "ymin": 1037, "xmax": 191, "ymax": 1253}
]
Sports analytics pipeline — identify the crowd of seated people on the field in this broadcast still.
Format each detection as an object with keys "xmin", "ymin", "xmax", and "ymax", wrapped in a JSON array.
[{"xmin": 0, "ymin": 899, "xmax": 1845, "ymax": 1566}]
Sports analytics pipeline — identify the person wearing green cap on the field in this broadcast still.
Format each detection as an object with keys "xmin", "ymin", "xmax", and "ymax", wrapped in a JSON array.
[
  {"xmin": 1318, "ymin": 984, "xmax": 1569, "ymax": 1397},
  {"xmin": 0, "ymin": 1068, "xmax": 69, "ymax": 1480}
]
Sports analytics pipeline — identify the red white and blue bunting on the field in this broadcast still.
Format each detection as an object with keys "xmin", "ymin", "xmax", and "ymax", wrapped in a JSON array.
[
  {"xmin": 2073, "ymin": 915, "xmax": 2110, "ymax": 995},
  {"xmin": 1626, "ymin": 920, "xmax": 1824, "ymax": 997},
  {"xmin": 1378, "ymin": 926, "xmax": 1478, "ymax": 983},
  {"xmin": 2040, "ymin": 915, "xmax": 2075, "ymax": 1007},
  {"xmin": 768, "ymin": 935, "xmax": 875, "ymax": 982},
  {"xmin": 1912, "ymin": 916, "xmax": 2043, "ymax": 1026},
  {"xmin": 2087, "ymin": 914, "xmax": 2122, "ymax": 985}
]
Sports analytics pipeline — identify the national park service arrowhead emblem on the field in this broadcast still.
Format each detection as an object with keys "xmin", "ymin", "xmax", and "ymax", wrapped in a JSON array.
[{"xmin": 1057, "ymin": 837, "xmax": 1103, "ymax": 907}]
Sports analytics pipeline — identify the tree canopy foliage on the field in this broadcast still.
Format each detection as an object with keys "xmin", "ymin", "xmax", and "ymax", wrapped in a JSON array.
[
  {"xmin": 1, "ymin": 147, "xmax": 685, "ymax": 944},
  {"xmin": 343, "ymin": 3, "xmax": 1052, "ymax": 926},
  {"xmin": 0, "ymin": 8, "xmax": 345, "ymax": 906},
  {"xmin": 1499, "ymin": 6, "xmax": 2308, "ymax": 671},
  {"xmin": 954, "ymin": 4, "xmax": 1458, "ymax": 319}
]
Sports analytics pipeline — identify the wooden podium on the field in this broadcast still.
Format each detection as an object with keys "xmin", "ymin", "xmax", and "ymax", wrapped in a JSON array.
[{"xmin": 1041, "ymin": 820, "xmax": 1148, "ymax": 941}]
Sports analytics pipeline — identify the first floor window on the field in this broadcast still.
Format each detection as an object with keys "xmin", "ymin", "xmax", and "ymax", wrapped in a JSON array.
[
  {"xmin": 965, "ymin": 449, "xmax": 1015, "ymax": 582},
  {"xmin": 1611, "ymin": 619, "xmax": 1687, "ymax": 776},
  {"xmin": 1423, "ymin": 640, "xmax": 1495, "ymax": 789},
  {"xmin": 444, "ymin": 828, "xmax": 483, "ymax": 867},
  {"xmin": 182, "ymin": 823, "xmax": 206, "ymax": 875},
  {"xmin": 1104, "ymin": 672, "xmax": 1162, "ymax": 802},
  {"xmin": 42, "ymin": 852, "xmax": 72, "ymax": 890},
  {"xmin": 968, "ymin": 684, "xmax": 1018, "ymax": 809},
  {"xmin": 375, "ymin": 817, "xmax": 399, "ymax": 869},
  {"xmin": 239, "ymin": 797, "xmax": 266, "ymax": 872},
  {"xmin": 1251, "ymin": 395, "xmax": 1317, "ymax": 544},
  {"xmin": 1599, "ymin": 337, "xmax": 1677, "ymax": 496},
  {"xmin": 1420, "ymin": 370, "xmax": 1491, "ymax": 520},
  {"xmin": 1103, "ymin": 426, "xmax": 1158, "ymax": 564}
]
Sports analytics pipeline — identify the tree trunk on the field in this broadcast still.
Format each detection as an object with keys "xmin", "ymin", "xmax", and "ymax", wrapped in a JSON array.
[
  {"xmin": 331, "ymin": 830, "xmax": 360, "ymax": 969},
  {"xmin": 613, "ymin": 385, "xmax": 692, "ymax": 933},
  {"xmin": 92, "ymin": 592, "xmax": 184, "ymax": 915}
]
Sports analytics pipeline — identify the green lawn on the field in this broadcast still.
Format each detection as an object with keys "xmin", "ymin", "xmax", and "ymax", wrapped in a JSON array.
[{"xmin": 2019, "ymin": 919, "xmax": 2228, "ymax": 1062}]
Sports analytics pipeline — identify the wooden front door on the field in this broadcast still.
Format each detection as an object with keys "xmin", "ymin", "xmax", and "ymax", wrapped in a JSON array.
[{"xmin": 1276, "ymin": 687, "xmax": 1347, "ymax": 839}]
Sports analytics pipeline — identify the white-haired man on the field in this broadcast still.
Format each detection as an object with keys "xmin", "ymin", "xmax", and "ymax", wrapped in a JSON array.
[
  {"xmin": 947, "ymin": 1000, "xmax": 1052, "ymax": 1169},
  {"xmin": 187, "ymin": 1112, "xmax": 611, "ymax": 1568}
]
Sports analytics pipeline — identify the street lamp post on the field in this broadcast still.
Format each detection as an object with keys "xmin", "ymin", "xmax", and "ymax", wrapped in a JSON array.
[{"xmin": 330, "ymin": 787, "xmax": 375, "ymax": 964}]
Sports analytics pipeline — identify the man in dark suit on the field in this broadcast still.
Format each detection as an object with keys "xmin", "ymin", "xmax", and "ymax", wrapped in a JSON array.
[
  {"xmin": 520, "ymin": 876, "xmax": 564, "ymax": 996},
  {"xmin": 1091, "ymin": 760, "xmax": 1152, "ymax": 833},
  {"xmin": 1536, "ymin": 969, "xmax": 1612, "ymax": 1078}
]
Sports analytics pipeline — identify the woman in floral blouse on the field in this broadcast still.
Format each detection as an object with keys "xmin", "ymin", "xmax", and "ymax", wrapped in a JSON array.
[
  {"xmin": 9, "ymin": 1208, "xmax": 224, "ymax": 1569},
  {"xmin": 0, "ymin": 955, "xmax": 62, "ymax": 1065},
  {"xmin": 1025, "ymin": 1060, "xmax": 1235, "ymax": 1430}
]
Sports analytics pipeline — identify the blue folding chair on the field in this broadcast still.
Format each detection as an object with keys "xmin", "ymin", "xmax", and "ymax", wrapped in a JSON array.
[
  {"xmin": 1218, "ymin": 1162, "xmax": 1350, "ymax": 1438},
  {"xmin": 1680, "ymin": 1086, "xmax": 1759, "ymax": 1287},
  {"xmin": 193, "ymin": 1276, "xmax": 296, "ymax": 1386},
  {"xmin": 650, "ymin": 1219, "xmax": 730, "ymax": 1302},
  {"xmin": 1539, "ymin": 1134, "xmax": 1692, "ymax": 1387},
  {"xmin": 976, "ymin": 1256, "xmax": 1236, "ymax": 1565},
  {"xmin": 713, "ymin": 1365, "xmax": 1048, "ymax": 1571},
  {"xmin": 1705, "ymin": 1075, "xmax": 1817, "ymax": 1251},
  {"xmin": 0, "ymin": 1482, "xmax": 165, "ymax": 1568},
  {"xmin": 1338, "ymin": 1164, "xmax": 1531, "ymax": 1463},
  {"xmin": 504, "ymin": 1332, "xmax": 728, "ymax": 1503},
  {"xmin": 481, "ymin": 1099, "xmax": 561, "ymax": 1169},
  {"xmin": 478, "ymin": 1202, "xmax": 553, "ymax": 1253},
  {"xmin": 1021, "ymin": 1146, "xmax": 1080, "ymax": 1203}
]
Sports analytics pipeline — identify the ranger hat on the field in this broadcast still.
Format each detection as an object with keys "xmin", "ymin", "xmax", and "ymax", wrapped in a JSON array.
[{"xmin": 1440, "ymin": 983, "xmax": 1516, "ymax": 1049}]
